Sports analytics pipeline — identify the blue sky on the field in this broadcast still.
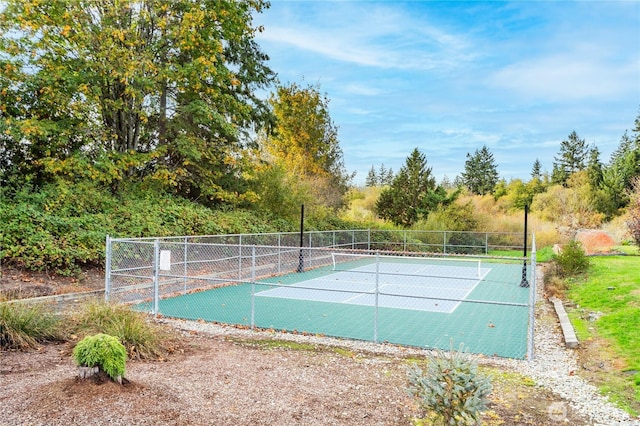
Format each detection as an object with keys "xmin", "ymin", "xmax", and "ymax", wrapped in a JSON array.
[{"xmin": 253, "ymin": 1, "xmax": 640, "ymax": 185}]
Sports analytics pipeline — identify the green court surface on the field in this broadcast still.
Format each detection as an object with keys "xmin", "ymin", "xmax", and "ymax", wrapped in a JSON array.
[{"xmin": 142, "ymin": 260, "xmax": 532, "ymax": 359}]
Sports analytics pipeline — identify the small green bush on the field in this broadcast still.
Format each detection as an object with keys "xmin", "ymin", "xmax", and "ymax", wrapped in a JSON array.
[
  {"xmin": 0, "ymin": 302, "xmax": 61, "ymax": 350},
  {"xmin": 553, "ymin": 240, "xmax": 590, "ymax": 277},
  {"xmin": 72, "ymin": 301, "xmax": 167, "ymax": 360},
  {"xmin": 73, "ymin": 333, "xmax": 127, "ymax": 381},
  {"xmin": 407, "ymin": 343, "xmax": 492, "ymax": 425},
  {"xmin": 535, "ymin": 246, "xmax": 555, "ymax": 263}
]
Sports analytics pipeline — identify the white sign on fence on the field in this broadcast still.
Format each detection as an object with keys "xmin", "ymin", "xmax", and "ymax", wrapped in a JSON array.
[{"xmin": 159, "ymin": 250, "xmax": 171, "ymax": 271}]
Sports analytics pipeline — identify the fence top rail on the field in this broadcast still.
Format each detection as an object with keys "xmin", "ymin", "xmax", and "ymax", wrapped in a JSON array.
[
  {"xmin": 108, "ymin": 241, "xmax": 531, "ymax": 262},
  {"xmin": 108, "ymin": 229, "xmax": 528, "ymax": 243},
  {"xmin": 109, "ymin": 229, "xmax": 368, "ymax": 242}
]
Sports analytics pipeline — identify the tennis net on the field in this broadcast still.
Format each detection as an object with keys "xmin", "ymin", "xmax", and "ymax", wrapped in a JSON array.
[{"xmin": 331, "ymin": 252, "xmax": 483, "ymax": 279}]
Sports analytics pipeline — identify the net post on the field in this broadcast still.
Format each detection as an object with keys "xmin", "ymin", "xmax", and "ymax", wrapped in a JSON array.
[
  {"xmin": 520, "ymin": 205, "xmax": 530, "ymax": 288},
  {"xmin": 297, "ymin": 204, "xmax": 304, "ymax": 273}
]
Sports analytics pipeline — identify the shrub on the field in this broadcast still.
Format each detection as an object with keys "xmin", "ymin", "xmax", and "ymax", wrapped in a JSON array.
[
  {"xmin": 71, "ymin": 301, "xmax": 168, "ymax": 360},
  {"xmin": 627, "ymin": 177, "xmax": 640, "ymax": 248},
  {"xmin": 73, "ymin": 333, "xmax": 127, "ymax": 381},
  {"xmin": 0, "ymin": 302, "xmax": 62, "ymax": 350},
  {"xmin": 553, "ymin": 240, "xmax": 590, "ymax": 277},
  {"xmin": 407, "ymin": 343, "xmax": 492, "ymax": 425},
  {"xmin": 542, "ymin": 266, "xmax": 568, "ymax": 298}
]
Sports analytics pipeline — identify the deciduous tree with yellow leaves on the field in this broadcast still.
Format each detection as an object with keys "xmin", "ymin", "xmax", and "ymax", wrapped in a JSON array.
[{"xmin": 0, "ymin": 0, "xmax": 275, "ymax": 204}]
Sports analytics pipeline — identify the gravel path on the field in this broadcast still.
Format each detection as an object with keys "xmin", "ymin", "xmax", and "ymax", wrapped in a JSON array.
[{"xmin": 161, "ymin": 265, "xmax": 639, "ymax": 426}]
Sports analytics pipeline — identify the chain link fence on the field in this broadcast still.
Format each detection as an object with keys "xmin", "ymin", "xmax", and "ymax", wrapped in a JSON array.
[{"xmin": 106, "ymin": 230, "xmax": 536, "ymax": 359}]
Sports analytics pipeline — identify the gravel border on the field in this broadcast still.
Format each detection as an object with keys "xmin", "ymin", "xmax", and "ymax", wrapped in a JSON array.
[{"xmin": 159, "ymin": 266, "xmax": 639, "ymax": 426}]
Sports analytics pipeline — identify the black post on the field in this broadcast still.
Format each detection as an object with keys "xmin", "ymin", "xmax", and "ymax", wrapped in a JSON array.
[
  {"xmin": 520, "ymin": 204, "xmax": 529, "ymax": 287},
  {"xmin": 297, "ymin": 204, "xmax": 304, "ymax": 273}
]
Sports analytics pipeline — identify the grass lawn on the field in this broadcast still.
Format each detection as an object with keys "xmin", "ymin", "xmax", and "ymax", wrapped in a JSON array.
[
  {"xmin": 566, "ymin": 255, "xmax": 640, "ymax": 415},
  {"xmin": 489, "ymin": 245, "xmax": 554, "ymax": 263}
]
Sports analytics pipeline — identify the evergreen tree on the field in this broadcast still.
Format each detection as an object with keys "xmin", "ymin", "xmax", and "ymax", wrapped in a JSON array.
[
  {"xmin": 375, "ymin": 148, "xmax": 452, "ymax": 226},
  {"xmin": 378, "ymin": 164, "xmax": 388, "ymax": 184},
  {"xmin": 384, "ymin": 167, "xmax": 394, "ymax": 185},
  {"xmin": 531, "ymin": 158, "xmax": 542, "ymax": 180},
  {"xmin": 551, "ymin": 131, "xmax": 588, "ymax": 186},
  {"xmin": 586, "ymin": 147, "xmax": 604, "ymax": 188},
  {"xmin": 460, "ymin": 145, "xmax": 499, "ymax": 195},
  {"xmin": 627, "ymin": 177, "xmax": 640, "ymax": 248},
  {"xmin": 365, "ymin": 166, "xmax": 378, "ymax": 187},
  {"xmin": 600, "ymin": 119, "xmax": 640, "ymax": 210},
  {"xmin": 440, "ymin": 175, "xmax": 452, "ymax": 190}
]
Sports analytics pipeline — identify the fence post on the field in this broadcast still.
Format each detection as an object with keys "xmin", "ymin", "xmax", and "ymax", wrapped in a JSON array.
[
  {"xmin": 367, "ymin": 229, "xmax": 371, "ymax": 251},
  {"xmin": 250, "ymin": 246, "xmax": 256, "ymax": 330},
  {"xmin": 105, "ymin": 235, "xmax": 112, "ymax": 301},
  {"xmin": 277, "ymin": 234, "xmax": 282, "ymax": 275},
  {"xmin": 183, "ymin": 236, "xmax": 188, "ymax": 294},
  {"xmin": 153, "ymin": 239, "xmax": 160, "ymax": 316},
  {"xmin": 403, "ymin": 231, "xmax": 407, "ymax": 251},
  {"xmin": 374, "ymin": 251, "xmax": 380, "ymax": 343},
  {"xmin": 527, "ymin": 234, "xmax": 537, "ymax": 361},
  {"xmin": 443, "ymin": 231, "xmax": 447, "ymax": 254},
  {"xmin": 485, "ymin": 233, "xmax": 489, "ymax": 254},
  {"xmin": 238, "ymin": 235, "xmax": 243, "ymax": 282}
]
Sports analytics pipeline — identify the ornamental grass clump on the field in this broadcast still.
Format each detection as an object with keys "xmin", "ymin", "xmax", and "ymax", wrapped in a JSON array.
[
  {"xmin": 0, "ymin": 302, "xmax": 61, "ymax": 350},
  {"xmin": 73, "ymin": 333, "xmax": 127, "ymax": 382},
  {"xmin": 407, "ymin": 343, "xmax": 492, "ymax": 425},
  {"xmin": 72, "ymin": 301, "xmax": 167, "ymax": 360}
]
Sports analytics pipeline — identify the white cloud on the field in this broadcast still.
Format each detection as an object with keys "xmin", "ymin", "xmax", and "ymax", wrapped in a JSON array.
[
  {"xmin": 343, "ymin": 83, "xmax": 384, "ymax": 97},
  {"xmin": 489, "ymin": 55, "xmax": 638, "ymax": 101},
  {"xmin": 256, "ymin": 3, "xmax": 474, "ymax": 71}
]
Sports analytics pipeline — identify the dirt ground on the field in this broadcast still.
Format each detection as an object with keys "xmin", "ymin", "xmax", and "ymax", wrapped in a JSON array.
[
  {"xmin": 0, "ymin": 265, "xmax": 105, "ymax": 300},
  {"xmin": 0, "ymin": 325, "xmax": 593, "ymax": 426}
]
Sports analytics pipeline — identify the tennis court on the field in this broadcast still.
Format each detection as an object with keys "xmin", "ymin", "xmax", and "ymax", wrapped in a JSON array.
[
  {"xmin": 106, "ymin": 230, "xmax": 536, "ymax": 359},
  {"xmin": 146, "ymin": 254, "xmax": 532, "ymax": 358},
  {"xmin": 256, "ymin": 255, "xmax": 490, "ymax": 314}
]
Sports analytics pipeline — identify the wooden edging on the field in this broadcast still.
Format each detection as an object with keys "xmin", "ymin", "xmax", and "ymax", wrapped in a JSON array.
[
  {"xmin": 5, "ymin": 289, "xmax": 105, "ymax": 306},
  {"xmin": 549, "ymin": 297, "xmax": 579, "ymax": 349}
]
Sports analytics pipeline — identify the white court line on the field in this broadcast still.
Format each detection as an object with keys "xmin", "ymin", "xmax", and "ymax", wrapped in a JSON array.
[
  {"xmin": 338, "ymin": 266, "xmax": 492, "ymax": 313},
  {"xmin": 257, "ymin": 266, "xmax": 492, "ymax": 314}
]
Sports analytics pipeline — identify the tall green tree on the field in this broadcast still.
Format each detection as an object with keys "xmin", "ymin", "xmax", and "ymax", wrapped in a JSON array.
[
  {"xmin": 375, "ymin": 148, "xmax": 452, "ymax": 227},
  {"xmin": 531, "ymin": 158, "xmax": 542, "ymax": 180},
  {"xmin": 551, "ymin": 131, "xmax": 588, "ymax": 186},
  {"xmin": 586, "ymin": 146, "xmax": 604, "ymax": 188},
  {"xmin": 627, "ymin": 177, "xmax": 640, "ymax": 248},
  {"xmin": 365, "ymin": 166, "xmax": 378, "ymax": 187},
  {"xmin": 608, "ymin": 122, "xmax": 640, "ymax": 189},
  {"xmin": 598, "ymin": 129, "xmax": 640, "ymax": 211},
  {"xmin": 0, "ymin": 0, "xmax": 275, "ymax": 204},
  {"xmin": 460, "ymin": 145, "xmax": 499, "ymax": 195},
  {"xmin": 261, "ymin": 82, "xmax": 352, "ymax": 209}
]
